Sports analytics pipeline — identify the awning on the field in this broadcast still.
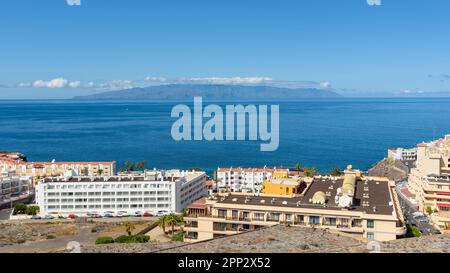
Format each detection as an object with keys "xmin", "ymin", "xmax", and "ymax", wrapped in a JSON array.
[{"xmin": 437, "ymin": 203, "xmax": 450, "ymax": 208}]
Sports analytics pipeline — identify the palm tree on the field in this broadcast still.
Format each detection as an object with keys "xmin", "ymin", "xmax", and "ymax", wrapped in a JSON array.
[
  {"xmin": 136, "ymin": 161, "xmax": 147, "ymax": 171},
  {"xmin": 295, "ymin": 163, "xmax": 302, "ymax": 171},
  {"xmin": 98, "ymin": 169, "xmax": 104, "ymax": 176},
  {"xmin": 124, "ymin": 221, "xmax": 136, "ymax": 236},
  {"xmin": 166, "ymin": 214, "xmax": 179, "ymax": 235},
  {"xmin": 156, "ymin": 215, "xmax": 168, "ymax": 234},
  {"xmin": 330, "ymin": 168, "xmax": 341, "ymax": 177}
]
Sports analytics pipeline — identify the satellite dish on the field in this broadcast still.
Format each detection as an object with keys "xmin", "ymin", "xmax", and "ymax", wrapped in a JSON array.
[{"xmin": 338, "ymin": 195, "xmax": 351, "ymax": 207}]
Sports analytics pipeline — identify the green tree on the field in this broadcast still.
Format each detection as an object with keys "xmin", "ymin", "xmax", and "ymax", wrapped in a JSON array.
[
  {"xmin": 123, "ymin": 221, "xmax": 136, "ymax": 236},
  {"xmin": 25, "ymin": 206, "xmax": 40, "ymax": 216},
  {"xmin": 294, "ymin": 163, "xmax": 302, "ymax": 171},
  {"xmin": 125, "ymin": 160, "xmax": 135, "ymax": 172},
  {"xmin": 330, "ymin": 168, "xmax": 341, "ymax": 177},
  {"xmin": 426, "ymin": 206, "xmax": 433, "ymax": 216},
  {"xmin": 136, "ymin": 161, "xmax": 147, "ymax": 171},
  {"xmin": 157, "ymin": 215, "xmax": 169, "ymax": 234},
  {"xmin": 166, "ymin": 214, "xmax": 179, "ymax": 235},
  {"xmin": 13, "ymin": 203, "xmax": 27, "ymax": 215}
]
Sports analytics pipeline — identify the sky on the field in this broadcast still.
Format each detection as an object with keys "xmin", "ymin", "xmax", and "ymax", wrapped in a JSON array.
[{"xmin": 1, "ymin": 0, "xmax": 450, "ymax": 98}]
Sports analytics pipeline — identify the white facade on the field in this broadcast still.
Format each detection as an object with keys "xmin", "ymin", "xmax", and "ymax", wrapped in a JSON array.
[
  {"xmin": 216, "ymin": 167, "xmax": 289, "ymax": 193},
  {"xmin": 389, "ymin": 148, "xmax": 417, "ymax": 161},
  {"xmin": 35, "ymin": 170, "xmax": 207, "ymax": 216},
  {"xmin": 0, "ymin": 171, "xmax": 32, "ymax": 206}
]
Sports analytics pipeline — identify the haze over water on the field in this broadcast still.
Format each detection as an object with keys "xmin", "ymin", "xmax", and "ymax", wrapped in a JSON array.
[{"xmin": 1, "ymin": 98, "xmax": 449, "ymax": 173}]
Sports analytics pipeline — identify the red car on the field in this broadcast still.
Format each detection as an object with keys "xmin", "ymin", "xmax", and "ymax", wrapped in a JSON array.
[
  {"xmin": 143, "ymin": 212, "xmax": 153, "ymax": 217},
  {"xmin": 68, "ymin": 214, "xmax": 78, "ymax": 219}
]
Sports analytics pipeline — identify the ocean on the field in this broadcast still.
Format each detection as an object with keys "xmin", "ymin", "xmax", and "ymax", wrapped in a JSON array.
[{"xmin": 1, "ymin": 98, "xmax": 449, "ymax": 173}]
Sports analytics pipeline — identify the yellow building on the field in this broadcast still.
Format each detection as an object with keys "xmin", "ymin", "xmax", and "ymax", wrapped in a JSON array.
[
  {"xmin": 184, "ymin": 171, "xmax": 406, "ymax": 242},
  {"xmin": 262, "ymin": 177, "xmax": 306, "ymax": 196}
]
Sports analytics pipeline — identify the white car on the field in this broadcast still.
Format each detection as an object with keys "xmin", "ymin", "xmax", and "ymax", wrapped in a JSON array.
[{"xmin": 154, "ymin": 210, "xmax": 170, "ymax": 217}]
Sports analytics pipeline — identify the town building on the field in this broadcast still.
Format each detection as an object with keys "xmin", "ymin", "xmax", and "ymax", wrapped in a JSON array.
[
  {"xmin": 0, "ymin": 171, "xmax": 33, "ymax": 208},
  {"xmin": 216, "ymin": 167, "xmax": 289, "ymax": 193},
  {"xmin": 407, "ymin": 135, "xmax": 450, "ymax": 232},
  {"xmin": 35, "ymin": 169, "xmax": 207, "ymax": 216},
  {"xmin": 185, "ymin": 167, "xmax": 406, "ymax": 242},
  {"xmin": 0, "ymin": 159, "xmax": 116, "ymax": 184},
  {"xmin": 388, "ymin": 147, "xmax": 418, "ymax": 161},
  {"xmin": 261, "ymin": 177, "xmax": 307, "ymax": 196}
]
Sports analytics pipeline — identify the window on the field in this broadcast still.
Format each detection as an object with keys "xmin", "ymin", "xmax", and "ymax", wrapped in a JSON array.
[
  {"xmin": 324, "ymin": 217, "xmax": 336, "ymax": 226},
  {"xmin": 367, "ymin": 220, "xmax": 375, "ymax": 229},
  {"xmin": 367, "ymin": 232, "xmax": 375, "ymax": 240},
  {"xmin": 309, "ymin": 216, "xmax": 320, "ymax": 225}
]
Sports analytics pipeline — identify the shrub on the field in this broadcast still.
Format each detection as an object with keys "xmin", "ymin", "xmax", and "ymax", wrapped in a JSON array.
[
  {"xmin": 95, "ymin": 236, "xmax": 115, "ymax": 244},
  {"xmin": 406, "ymin": 225, "xmax": 421, "ymax": 238},
  {"xmin": 13, "ymin": 203, "xmax": 27, "ymax": 215},
  {"xmin": 171, "ymin": 232, "xmax": 184, "ymax": 242},
  {"xmin": 25, "ymin": 206, "xmax": 40, "ymax": 216},
  {"xmin": 114, "ymin": 234, "xmax": 150, "ymax": 243}
]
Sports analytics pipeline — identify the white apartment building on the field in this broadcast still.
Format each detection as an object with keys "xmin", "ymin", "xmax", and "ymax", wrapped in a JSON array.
[
  {"xmin": 388, "ymin": 147, "xmax": 418, "ymax": 161},
  {"xmin": 216, "ymin": 167, "xmax": 289, "ymax": 193},
  {"xmin": 0, "ymin": 171, "xmax": 32, "ymax": 208},
  {"xmin": 35, "ymin": 169, "xmax": 207, "ymax": 216}
]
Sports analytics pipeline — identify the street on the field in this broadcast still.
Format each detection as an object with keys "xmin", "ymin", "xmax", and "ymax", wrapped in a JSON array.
[
  {"xmin": 0, "ymin": 208, "xmax": 12, "ymax": 221},
  {"xmin": 403, "ymin": 205, "xmax": 437, "ymax": 236}
]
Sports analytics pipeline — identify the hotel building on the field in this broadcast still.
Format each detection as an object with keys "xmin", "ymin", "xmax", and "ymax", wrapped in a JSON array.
[
  {"xmin": 407, "ymin": 135, "xmax": 450, "ymax": 232},
  {"xmin": 0, "ymin": 159, "xmax": 116, "ymax": 184},
  {"xmin": 185, "ymin": 168, "xmax": 406, "ymax": 242},
  {"xmin": 35, "ymin": 169, "xmax": 207, "ymax": 216},
  {"xmin": 216, "ymin": 167, "xmax": 289, "ymax": 193},
  {"xmin": 0, "ymin": 171, "xmax": 33, "ymax": 208}
]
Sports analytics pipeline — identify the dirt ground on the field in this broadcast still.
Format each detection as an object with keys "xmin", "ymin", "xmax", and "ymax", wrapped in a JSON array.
[{"xmin": 0, "ymin": 220, "xmax": 153, "ymax": 253}]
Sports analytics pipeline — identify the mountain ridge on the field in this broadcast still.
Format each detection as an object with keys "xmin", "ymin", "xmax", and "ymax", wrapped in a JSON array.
[{"xmin": 73, "ymin": 84, "xmax": 342, "ymax": 100}]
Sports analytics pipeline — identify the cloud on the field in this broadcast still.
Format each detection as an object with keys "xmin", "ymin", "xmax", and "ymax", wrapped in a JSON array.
[
  {"xmin": 367, "ymin": 0, "xmax": 381, "ymax": 6},
  {"xmin": 144, "ymin": 76, "xmax": 167, "ymax": 82},
  {"xmin": 87, "ymin": 80, "xmax": 134, "ymax": 90},
  {"xmin": 319, "ymin": 81, "xmax": 332, "ymax": 89},
  {"xmin": 16, "ymin": 77, "xmax": 82, "ymax": 89},
  {"xmin": 186, "ymin": 77, "xmax": 273, "ymax": 85}
]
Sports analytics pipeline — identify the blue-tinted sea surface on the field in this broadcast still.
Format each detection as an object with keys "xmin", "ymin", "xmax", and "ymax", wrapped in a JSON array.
[{"xmin": 1, "ymin": 98, "xmax": 449, "ymax": 173}]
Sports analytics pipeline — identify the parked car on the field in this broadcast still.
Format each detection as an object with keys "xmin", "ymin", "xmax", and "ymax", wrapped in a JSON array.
[
  {"xmin": 31, "ymin": 215, "xmax": 42, "ymax": 220},
  {"xmin": 117, "ymin": 211, "xmax": 129, "ymax": 217},
  {"xmin": 134, "ymin": 211, "xmax": 143, "ymax": 217},
  {"xmin": 44, "ymin": 215, "xmax": 55, "ymax": 220},
  {"xmin": 68, "ymin": 214, "xmax": 78, "ymax": 219},
  {"xmin": 154, "ymin": 210, "xmax": 170, "ymax": 217},
  {"xmin": 103, "ymin": 212, "xmax": 114, "ymax": 218},
  {"xmin": 143, "ymin": 212, "xmax": 153, "ymax": 217},
  {"xmin": 87, "ymin": 211, "xmax": 102, "ymax": 218}
]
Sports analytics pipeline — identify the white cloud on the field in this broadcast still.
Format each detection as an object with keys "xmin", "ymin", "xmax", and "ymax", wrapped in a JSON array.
[
  {"xmin": 21, "ymin": 77, "xmax": 82, "ymax": 89},
  {"xmin": 17, "ymin": 83, "xmax": 31, "ymax": 88},
  {"xmin": 144, "ymin": 76, "xmax": 167, "ymax": 82},
  {"xmin": 87, "ymin": 80, "xmax": 134, "ymax": 90},
  {"xmin": 182, "ymin": 77, "xmax": 273, "ymax": 85},
  {"xmin": 68, "ymin": 81, "xmax": 81, "ymax": 88},
  {"xmin": 367, "ymin": 0, "xmax": 381, "ymax": 6},
  {"xmin": 319, "ymin": 81, "xmax": 332, "ymax": 89}
]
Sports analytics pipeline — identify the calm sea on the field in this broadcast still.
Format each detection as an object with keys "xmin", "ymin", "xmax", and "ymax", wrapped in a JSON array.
[{"xmin": 1, "ymin": 98, "xmax": 449, "ymax": 173}]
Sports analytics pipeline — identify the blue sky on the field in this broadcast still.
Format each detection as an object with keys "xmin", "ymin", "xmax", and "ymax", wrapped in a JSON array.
[{"xmin": 1, "ymin": 0, "xmax": 450, "ymax": 98}]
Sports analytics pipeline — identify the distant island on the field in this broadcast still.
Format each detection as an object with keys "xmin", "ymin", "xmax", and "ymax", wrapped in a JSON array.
[{"xmin": 73, "ymin": 84, "xmax": 342, "ymax": 100}]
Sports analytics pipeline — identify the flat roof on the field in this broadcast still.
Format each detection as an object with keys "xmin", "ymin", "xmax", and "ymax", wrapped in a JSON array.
[{"xmin": 216, "ymin": 177, "xmax": 395, "ymax": 216}]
